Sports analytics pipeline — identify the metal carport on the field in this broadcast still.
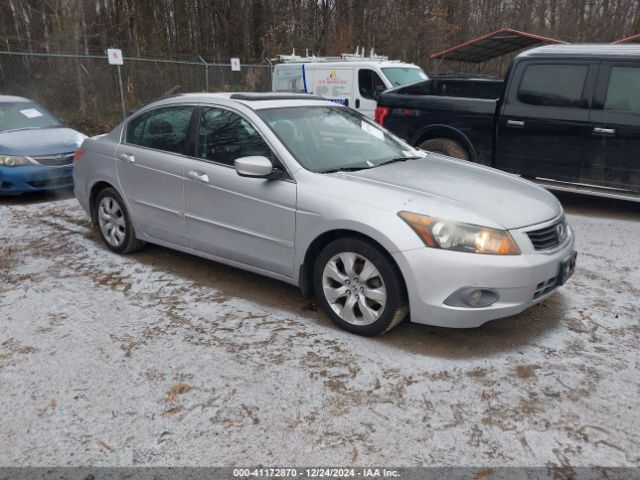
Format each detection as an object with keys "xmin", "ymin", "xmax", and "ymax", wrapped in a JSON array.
[{"xmin": 430, "ymin": 28, "xmax": 566, "ymax": 63}]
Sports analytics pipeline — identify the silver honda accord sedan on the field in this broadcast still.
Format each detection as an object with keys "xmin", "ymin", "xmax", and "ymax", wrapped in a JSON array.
[{"xmin": 73, "ymin": 92, "xmax": 576, "ymax": 336}]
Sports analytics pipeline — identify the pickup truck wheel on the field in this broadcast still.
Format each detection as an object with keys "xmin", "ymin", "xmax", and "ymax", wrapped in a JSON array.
[{"xmin": 419, "ymin": 138, "xmax": 470, "ymax": 161}]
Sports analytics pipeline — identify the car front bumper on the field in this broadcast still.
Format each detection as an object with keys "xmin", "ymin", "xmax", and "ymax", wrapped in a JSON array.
[
  {"xmin": 0, "ymin": 165, "xmax": 74, "ymax": 195},
  {"xmin": 393, "ymin": 232, "xmax": 576, "ymax": 328}
]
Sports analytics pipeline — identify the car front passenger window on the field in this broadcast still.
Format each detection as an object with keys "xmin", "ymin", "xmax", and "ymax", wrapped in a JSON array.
[{"xmin": 196, "ymin": 108, "xmax": 275, "ymax": 166}]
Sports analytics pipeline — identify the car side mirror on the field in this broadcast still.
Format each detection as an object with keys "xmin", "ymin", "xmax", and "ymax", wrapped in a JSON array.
[{"xmin": 235, "ymin": 156, "xmax": 280, "ymax": 179}]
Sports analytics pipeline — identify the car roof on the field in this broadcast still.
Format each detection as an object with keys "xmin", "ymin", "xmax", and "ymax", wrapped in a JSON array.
[
  {"xmin": 518, "ymin": 43, "xmax": 640, "ymax": 59},
  {"xmin": 0, "ymin": 95, "xmax": 32, "ymax": 104},
  {"xmin": 157, "ymin": 92, "xmax": 340, "ymax": 110}
]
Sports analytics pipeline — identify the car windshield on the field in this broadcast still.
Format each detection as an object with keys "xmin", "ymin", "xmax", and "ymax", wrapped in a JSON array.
[
  {"xmin": 0, "ymin": 102, "xmax": 62, "ymax": 132},
  {"xmin": 382, "ymin": 68, "xmax": 428, "ymax": 87},
  {"xmin": 257, "ymin": 106, "xmax": 424, "ymax": 173}
]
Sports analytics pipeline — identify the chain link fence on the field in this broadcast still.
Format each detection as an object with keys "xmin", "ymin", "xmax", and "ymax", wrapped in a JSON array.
[{"xmin": 0, "ymin": 51, "xmax": 273, "ymax": 135}]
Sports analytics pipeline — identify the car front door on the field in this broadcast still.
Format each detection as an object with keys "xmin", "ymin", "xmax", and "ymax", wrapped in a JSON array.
[
  {"xmin": 496, "ymin": 61, "xmax": 597, "ymax": 182},
  {"xmin": 355, "ymin": 68, "xmax": 387, "ymax": 118},
  {"xmin": 115, "ymin": 105, "xmax": 195, "ymax": 247},
  {"xmin": 585, "ymin": 62, "xmax": 640, "ymax": 193},
  {"xmin": 182, "ymin": 106, "xmax": 296, "ymax": 278}
]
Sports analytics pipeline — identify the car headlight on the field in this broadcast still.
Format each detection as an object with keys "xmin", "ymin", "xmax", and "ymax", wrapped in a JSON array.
[
  {"xmin": 398, "ymin": 211, "xmax": 520, "ymax": 255},
  {"xmin": 0, "ymin": 155, "xmax": 32, "ymax": 167}
]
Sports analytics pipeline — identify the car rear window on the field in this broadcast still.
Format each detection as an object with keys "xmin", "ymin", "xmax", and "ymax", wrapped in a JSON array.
[{"xmin": 125, "ymin": 106, "xmax": 194, "ymax": 154}]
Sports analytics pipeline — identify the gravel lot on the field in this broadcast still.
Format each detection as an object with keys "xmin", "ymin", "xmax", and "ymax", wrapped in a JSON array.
[{"xmin": 1, "ymin": 190, "xmax": 639, "ymax": 467}]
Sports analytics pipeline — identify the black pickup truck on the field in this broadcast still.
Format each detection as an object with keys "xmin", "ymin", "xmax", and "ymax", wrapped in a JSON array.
[{"xmin": 375, "ymin": 44, "xmax": 640, "ymax": 200}]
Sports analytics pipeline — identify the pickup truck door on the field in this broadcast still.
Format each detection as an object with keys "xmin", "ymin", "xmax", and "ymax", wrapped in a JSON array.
[
  {"xmin": 585, "ymin": 62, "xmax": 640, "ymax": 193},
  {"xmin": 496, "ymin": 61, "xmax": 598, "ymax": 183}
]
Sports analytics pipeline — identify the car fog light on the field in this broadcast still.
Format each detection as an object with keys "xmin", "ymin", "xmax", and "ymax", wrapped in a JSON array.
[
  {"xmin": 467, "ymin": 289, "xmax": 483, "ymax": 306},
  {"xmin": 444, "ymin": 288, "xmax": 499, "ymax": 308}
]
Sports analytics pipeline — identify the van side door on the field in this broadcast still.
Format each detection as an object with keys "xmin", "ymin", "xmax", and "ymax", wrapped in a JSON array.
[
  {"xmin": 495, "ymin": 60, "xmax": 598, "ymax": 182},
  {"xmin": 355, "ymin": 68, "xmax": 387, "ymax": 119},
  {"xmin": 311, "ymin": 67, "xmax": 353, "ymax": 107},
  {"xmin": 586, "ymin": 62, "xmax": 640, "ymax": 193}
]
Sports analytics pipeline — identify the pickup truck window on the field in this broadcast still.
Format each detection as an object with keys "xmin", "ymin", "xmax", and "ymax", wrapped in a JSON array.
[
  {"xmin": 517, "ymin": 64, "xmax": 588, "ymax": 108},
  {"xmin": 604, "ymin": 66, "xmax": 640, "ymax": 114}
]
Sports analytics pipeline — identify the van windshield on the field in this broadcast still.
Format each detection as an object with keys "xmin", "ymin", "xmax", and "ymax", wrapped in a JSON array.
[
  {"xmin": 258, "ymin": 106, "xmax": 424, "ymax": 173},
  {"xmin": 382, "ymin": 68, "xmax": 428, "ymax": 87}
]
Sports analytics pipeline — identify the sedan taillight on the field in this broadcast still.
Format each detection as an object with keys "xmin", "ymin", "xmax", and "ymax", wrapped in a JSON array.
[{"xmin": 73, "ymin": 148, "xmax": 85, "ymax": 162}]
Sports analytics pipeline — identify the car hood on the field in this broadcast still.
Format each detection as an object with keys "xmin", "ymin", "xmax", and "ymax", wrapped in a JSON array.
[
  {"xmin": 0, "ymin": 127, "xmax": 86, "ymax": 156},
  {"xmin": 334, "ymin": 154, "xmax": 562, "ymax": 229}
]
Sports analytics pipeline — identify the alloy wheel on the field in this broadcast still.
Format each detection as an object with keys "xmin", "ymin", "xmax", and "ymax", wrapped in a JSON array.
[
  {"xmin": 321, "ymin": 252, "xmax": 387, "ymax": 326},
  {"xmin": 98, "ymin": 196, "xmax": 126, "ymax": 247}
]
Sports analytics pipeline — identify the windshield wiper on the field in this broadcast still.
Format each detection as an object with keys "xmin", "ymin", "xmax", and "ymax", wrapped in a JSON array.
[
  {"xmin": 320, "ymin": 164, "xmax": 372, "ymax": 174},
  {"xmin": 376, "ymin": 156, "xmax": 422, "ymax": 167}
]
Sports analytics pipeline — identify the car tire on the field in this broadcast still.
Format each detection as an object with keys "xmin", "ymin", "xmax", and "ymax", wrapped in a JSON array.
[
  {"xmin": 93, "ymin": 187, "xmax": 145, "ymax": 254},
  {"xmin": 419, "ymin": 138, "xmax": 470, "ymax": 161},
  {"xmin": 313, "ymin": 236, "xmax": 409, "ymax": 336}
]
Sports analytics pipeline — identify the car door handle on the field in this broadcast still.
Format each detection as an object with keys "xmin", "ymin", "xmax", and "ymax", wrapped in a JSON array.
[
  {"xmin": 506, "ymin": 119, "xmax": 525, "ymax": 128},
  {"xmin": 119, "ymin": 153, "xmax": 135, "ymax": 163},
  {"xmin": 187, "ymin": 170, "xmax": 209, "ymax": 183},
  {"xmin": 355, "ymin": 98, "xmax": 360, "ymax": 108},
  {"xmin": 593, "ymin": 127, "xmax": 615, "ymax": 136}
]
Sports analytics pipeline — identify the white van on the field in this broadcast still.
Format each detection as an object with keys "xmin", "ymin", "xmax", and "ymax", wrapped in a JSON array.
[{"xmin": 272, "ymin": 49, "xmax": 428, "ymax": 118}]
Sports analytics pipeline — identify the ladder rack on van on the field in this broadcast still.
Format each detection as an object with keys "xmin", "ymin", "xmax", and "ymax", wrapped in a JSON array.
[{"xmin": 273, "ymin": 47, "xmax": 392, "ymax": 64}]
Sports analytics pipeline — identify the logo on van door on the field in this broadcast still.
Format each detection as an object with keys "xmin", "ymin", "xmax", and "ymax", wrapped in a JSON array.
[{"xmin": 320, "ymin": 70, "xmax": 347, "ymax": 86}]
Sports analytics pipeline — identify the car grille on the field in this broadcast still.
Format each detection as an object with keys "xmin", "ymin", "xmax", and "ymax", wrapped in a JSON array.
[
  {"xmin": 533, "ymin": 276, "xmax": 558, "ymax": 299},
  {"xmin": 30, "ymin": 152, "xmax": 74, "ymax": 167},
  {"xmin": 526, "ymin": 217, "xmax": 568, "ymax": 251}
]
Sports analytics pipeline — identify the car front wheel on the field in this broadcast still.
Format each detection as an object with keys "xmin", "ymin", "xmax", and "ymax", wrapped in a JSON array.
[{"xmin": 313, "ymin": 237, "xmax": 408, "ymax": 336}]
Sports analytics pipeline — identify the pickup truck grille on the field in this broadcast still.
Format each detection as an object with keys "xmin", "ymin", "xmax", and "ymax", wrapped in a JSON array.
[
  {"xmin": 526, "ymin": 217, "xmax": 568, "ymax": 251},
  {"xmin": 30, "ymin": 152, "xmax": 74, "ymax": 167}
]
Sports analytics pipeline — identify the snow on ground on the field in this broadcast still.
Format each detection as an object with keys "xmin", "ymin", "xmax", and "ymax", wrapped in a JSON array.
[{"xmin": 0, "ymin": 192, "xmax": 638, "ymax": 467}]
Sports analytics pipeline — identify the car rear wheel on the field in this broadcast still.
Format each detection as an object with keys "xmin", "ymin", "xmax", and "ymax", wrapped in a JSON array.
[
  {"xmin": 419, "ymin": 138, "xmax": 470, "ymax": 161},
  {"xmin": 93, "ymin": 187, "xmax": 145, "ymax": 254},
  {"xmin": 313, "ymin": 237, "xmax": 408, "ymax": 336}
]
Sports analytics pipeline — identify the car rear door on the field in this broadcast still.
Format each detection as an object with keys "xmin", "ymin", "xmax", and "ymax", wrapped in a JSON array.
[
  {"xmin": 115, "ymin": 105, "xmax": 196, "ymax": 247},
  {"xmin": 585, "ymin": 62, "xmax": 640, "ymax": 193},
  {"xmin": 495, "ymin": 61, "xmax": 598, "ymax": 182},
  {"xmin": 182, "ymin": 105, "xmax": 296, "ymax": 277}
]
